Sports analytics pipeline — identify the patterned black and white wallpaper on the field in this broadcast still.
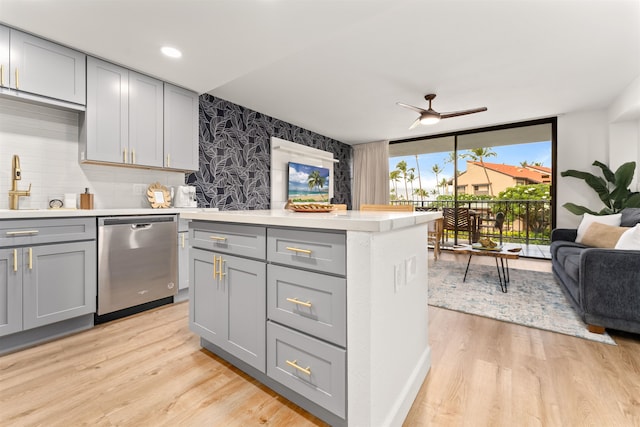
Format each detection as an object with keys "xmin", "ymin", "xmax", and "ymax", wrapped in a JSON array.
[{"xmin": 186, "ymin": 94, "xmax": 352, "ymax": 210}]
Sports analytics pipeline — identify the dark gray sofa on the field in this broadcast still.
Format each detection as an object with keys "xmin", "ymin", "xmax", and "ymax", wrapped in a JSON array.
[{"xmin": 551, "ymin": 208, "xmax": 640, "ymax": 334}]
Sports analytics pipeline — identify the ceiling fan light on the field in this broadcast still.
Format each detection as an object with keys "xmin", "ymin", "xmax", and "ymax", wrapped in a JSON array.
[{"xmin": 420, "ymin": 115, "xmax": 440, "ymax": 125}]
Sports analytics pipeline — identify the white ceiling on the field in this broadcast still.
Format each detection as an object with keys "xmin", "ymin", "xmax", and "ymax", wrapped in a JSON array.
[{"xmin": 1, "ymin": 0, "xmax": 638, "ymax": 145}]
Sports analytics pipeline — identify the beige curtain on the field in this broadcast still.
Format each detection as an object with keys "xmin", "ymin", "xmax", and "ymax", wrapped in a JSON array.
[{"xmin": 352, "ymin": 140, "xmax": 389, "ymax": 210}]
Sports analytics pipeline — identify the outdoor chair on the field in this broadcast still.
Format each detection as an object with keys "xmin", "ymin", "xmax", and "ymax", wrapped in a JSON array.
[{"xmin": 442, "ymin": 207, "xmax": 476, "ymax": 244}]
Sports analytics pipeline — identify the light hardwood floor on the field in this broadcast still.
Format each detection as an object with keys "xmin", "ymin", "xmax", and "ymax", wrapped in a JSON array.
[{"xmin": 2, "ymin": 263, "xmax": 639, "ymax": 426}]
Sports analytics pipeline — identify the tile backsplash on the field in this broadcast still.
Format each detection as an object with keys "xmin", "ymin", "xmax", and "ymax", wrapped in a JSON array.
[{"xmin": 0, "ymin": 97, "xmax": 186, "ymax": 210}]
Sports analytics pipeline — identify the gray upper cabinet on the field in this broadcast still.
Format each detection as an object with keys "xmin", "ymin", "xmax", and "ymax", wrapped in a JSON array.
[
  {"xmin": 0, "ymin": 26, "xmax": 9, "ymax": 90},
  {"xmin": 164, "ymin": 83, "xmax": 199, "ymax": 171},
  {"xmin": 83, "ymin": 57, "xmax": 128, "ymax": 164},
  {"xmin": 9, "ymin": 29, "xmax": 86, "ymax": 105},
  {"xmin": 130, "ymin": 71, "xmax": 164, "ymax": 168},
  {"xmin": 84, "ymin": 57, "xmax": 164, "ymax": 168}
]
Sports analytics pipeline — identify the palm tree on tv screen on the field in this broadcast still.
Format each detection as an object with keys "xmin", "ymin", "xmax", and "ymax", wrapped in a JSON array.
[{"xmin": 308, "ymin": 170, "xmax": 327, "ymax": 201}]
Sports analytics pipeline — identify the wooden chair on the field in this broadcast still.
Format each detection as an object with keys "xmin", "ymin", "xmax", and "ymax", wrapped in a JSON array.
[
  {"xmin": 442, "ymin": 207, "xmax": 475, "ymax": 244},
  {"xmin": 360, "ymin": 204, "xmax": 414, "ymax": 212},
  {"xmin": 427, "ymin": 217, "xmax": 444, "ymax": 260}
]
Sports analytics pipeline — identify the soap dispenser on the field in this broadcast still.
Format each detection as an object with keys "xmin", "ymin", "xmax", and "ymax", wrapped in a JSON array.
[{"xmin": 80, "ymin": 188, "xmax": 94, "ymax": 209}]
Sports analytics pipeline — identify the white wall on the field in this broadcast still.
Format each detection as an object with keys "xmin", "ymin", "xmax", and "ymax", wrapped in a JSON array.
[
  {"xmin": 556, "ymin": 74, "xmax": 640, "ymax": 228},
  {"xmin": 270, "ymin": 136, "xmax": 336, "ymax": 209},
  {"xmin": 0, "ymin": 97, "xmax": 186, "ymax": 210}
]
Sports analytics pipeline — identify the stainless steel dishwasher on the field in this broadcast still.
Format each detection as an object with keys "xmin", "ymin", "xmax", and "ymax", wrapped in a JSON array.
[{"xmin": 96, "ymin": 215, "xmax": 177, "ymax": 323}]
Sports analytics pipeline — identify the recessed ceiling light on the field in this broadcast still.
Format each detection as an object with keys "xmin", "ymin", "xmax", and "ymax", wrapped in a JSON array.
[{"xmin": 161, "ymin": 46, "xmax": 182, "ymax": 58}]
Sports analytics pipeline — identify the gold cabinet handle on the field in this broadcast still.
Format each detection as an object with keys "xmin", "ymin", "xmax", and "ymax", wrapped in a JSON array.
[
  {"xmin": 210, "ymin": 236, "xmax": 227, "ymax": 241},
  {"xmin": 286, "ymin": 246, "xmax": 312, "ymax": 255},
  {"xmin": 213, "ymin": 255, "xmax": 218, "ymax": 279},
  {"xmin": 218, "ymin": 257, "xmax": 225, "ymax": 281},
  {"xmin": 123, "ymin": 148, "xmax": 128, "ymax": 163},
  {"xmin": 286, "ymin": 297, "xmax": 312, "ymax": 308},
  {"xmin": 166, "ymin": 153, "xmax": 171, "ymax": 168},
  {"xmin": 1, "ymin": 64, "xmax": 4, "ymax": 86},
  {"xmin": 6, "ymin": 230, "xmax": 39, "ymax": 236},
  {"xmin": 131, "ymin": 148, "xmax": 136, "ymax": 164},
  {"xmin": 13, "ymin": 249, "xmax": 17, "ymax": 272},
  {"xmin": 28, "ymin": 247, "xmax": 32, "ymax": 270},
  {"xmin": 181, "ymin": 233, "xmax": 185, "ymax": 249},
  {"xmin": 15, "ymin": 68, "xmax": 19, "ymax": 89},
  {"xmin": 286, "ymin": 360, "xmax": 311, "ymax": 376}
]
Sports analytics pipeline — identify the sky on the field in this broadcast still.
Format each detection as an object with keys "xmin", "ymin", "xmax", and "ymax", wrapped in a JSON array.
[{"xmin": 389, "ymin": 141, "xmax": 552, "ymax": 196}]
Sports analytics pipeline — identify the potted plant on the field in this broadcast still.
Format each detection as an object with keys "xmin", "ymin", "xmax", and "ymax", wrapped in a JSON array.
[{"xmin": 561, "ymin": 161, "xmax": 640, "ymax": 215}]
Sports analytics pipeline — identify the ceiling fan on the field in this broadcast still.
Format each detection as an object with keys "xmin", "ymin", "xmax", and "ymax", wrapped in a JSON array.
[{"xmin": 397, "ymin": 94, "xmax": 487, "ymax": 129}]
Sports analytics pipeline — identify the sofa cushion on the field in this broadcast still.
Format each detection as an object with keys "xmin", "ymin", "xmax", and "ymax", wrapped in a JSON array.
[
  {"xmin": 576, "ymin": 213, "xmax": 622, "ymax": 243},
  {"xmin": 555, "ymin": 246, "xmax": 582, "ymax": 283},
  {"xmin": 616, "ymin": 224, "xmax": 640, "ymax": 250},
  {"xmin": 620, "ymin": 208, "xmax": 640, "ymax": 227},
  {"xmin": 581, "ymin": 222, "xmax": 628, "ymax": 248}
]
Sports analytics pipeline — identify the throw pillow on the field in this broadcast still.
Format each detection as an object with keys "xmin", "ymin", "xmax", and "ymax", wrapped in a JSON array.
[
  {"xmin": 575, "ymin": 212, "xmax": 622, "ymax": 243},
  {"xmin": 620, "ymin": 208, "xmax": 640, "ymax": 227},
  {"xmin": 615, "ymin": 223, "xmax": 640, "ymax": 250},
  {"xmin": 580, "ymin": 222, "xmax": 628, "ymax": 248}
]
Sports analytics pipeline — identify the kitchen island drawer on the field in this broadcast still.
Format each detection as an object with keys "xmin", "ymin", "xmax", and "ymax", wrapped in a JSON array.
[
  {"xmin": 190, "ymin": 221, "xmax": 266, "ymax": 259},
  {"xmin": 267, "ymin": 228, "xmax": 345, "ymax": 276},
  {"xmin": 267, "ymin": 321, "xmax": 346, "ymax": 418},
  {"xmin": 267, "ymin": 264, "xmax": 346, "ymax": 347},
  {"xmin": 0, "ymin": 218, "xmax": 96, "ymax": 247}
]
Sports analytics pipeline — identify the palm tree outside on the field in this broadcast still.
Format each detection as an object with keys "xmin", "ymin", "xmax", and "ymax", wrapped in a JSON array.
[
  {"xmin": 415, "ymin": 154, "xmax": 424, "ymax": 202},
  {"xmin": 396, "ymin": 160, "xmax": 410, "ymax": 200},
  {"xmin": 431, "ymin": 164, "xmax": 443, "ymax": 195},
  {"xmin": 462, "ymin": 147, "xmax": 497, "ymax": 196}
]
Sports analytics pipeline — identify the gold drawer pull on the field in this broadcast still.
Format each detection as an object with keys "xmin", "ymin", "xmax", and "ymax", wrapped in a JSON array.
[
  {"xmin": 28, "ymin": 247, "xmax": 33, "ymax": 270},
  {"xmin": 181, "ymin": 233, "xmax": 185, "ymax": 248},
  {"xmin": 286, "ymin": 359, "xmax": 311, "ymax": 376},
  {"xmin": 218, "ymin": 257, "xmax": 225, "ymax": 281},
  {"xmin": 213, "ymin": 255, "xmax": 217, "ymax": 279},
  {"xmin": 286, "ymin": 246, "xmax": 312, "ymax": 255},
  {"xmin": 6, "ymin": 230, "xmax": 39, "ymax": 236},
  {"xmin": 13, "ymin": 249, "xmax": 17, "ymax": 272},
  {"xmin": 286, "ymin": 297, "xmax": 312, "ymax": 308},
  {"xmin": 15, "ymin": 68, "xmax": 19, "ymax": 89},
  {"xmin": 166, "ymin": 153, "xmax": 171, "ymax": 167},
  {"xmin": 131, "ymin": 148, "xmax": 136, "ymax": 164},
  {"xmin": 1, "ymin": 64, "xmax": 4, "ymax": 86},
  {"xmin": 123, "ymin": 148, "xmax": 128, "ymax": 163},
  {"xmin": 210, "ymin": 236, "xmax": 227, "ymax": 241}
]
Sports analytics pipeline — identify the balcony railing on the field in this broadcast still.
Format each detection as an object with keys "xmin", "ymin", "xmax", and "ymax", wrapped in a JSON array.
[{"xmin": 394, "ymin": 199, "xmax": 552, "ymax": 247}]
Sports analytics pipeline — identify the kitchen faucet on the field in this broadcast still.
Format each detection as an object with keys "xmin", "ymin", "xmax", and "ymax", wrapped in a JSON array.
[{"xmin": 9, "ymin": 155, "xmax": 31, "ymax": 210}]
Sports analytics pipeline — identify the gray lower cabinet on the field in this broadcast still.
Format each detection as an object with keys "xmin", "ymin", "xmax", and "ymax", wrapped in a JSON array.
[
  {"xmin": 190, "ymin": 247, "xmax": 266, "ymax": 372},
  {"xmin": 0, "ymin": 248, "xmax": 21, "ymax": 336},
  {"xmin": 189, "ymin": 223, "xmax": 347, "ymax": 423},
  {"xmin": 0, "ymin": 218, "xmax": 97, "ymax": 339}
]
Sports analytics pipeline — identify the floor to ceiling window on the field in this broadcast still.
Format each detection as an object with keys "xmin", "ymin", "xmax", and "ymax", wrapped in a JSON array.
[{"xmin": 389, "ymin": 118, "xmax": 556, "ymax": 257}]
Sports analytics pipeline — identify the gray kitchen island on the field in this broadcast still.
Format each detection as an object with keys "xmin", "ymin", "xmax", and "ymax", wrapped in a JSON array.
[{"xmin": 181, "ymin": 209, "xmax": 439, "ymax": 426}]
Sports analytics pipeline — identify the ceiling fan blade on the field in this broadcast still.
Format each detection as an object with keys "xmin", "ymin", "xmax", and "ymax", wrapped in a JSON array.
[
  {"xmin": 440, "ymin": 107, "xmax": 487, "ymax": 119},
  {"xmin": 408, "ymin": 118, "xmax": 421, "ymax": 129},
  {"xmin": 396, "ymin": 102, "xmax": 427, "ymax": 114}
]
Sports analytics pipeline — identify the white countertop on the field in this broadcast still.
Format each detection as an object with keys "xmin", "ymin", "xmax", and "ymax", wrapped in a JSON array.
[
  {"xmin": 181, "ymin": 209, "xmax": 441, "ymax": 232},
  {"xmin": 0, "ymin": 207, "xmax": 219, "ymax": 220}
]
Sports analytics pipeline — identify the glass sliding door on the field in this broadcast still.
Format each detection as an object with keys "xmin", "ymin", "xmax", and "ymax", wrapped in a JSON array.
[{"xmin": 389, "ymin": 119, "xmax": 556, "ymax": 255}]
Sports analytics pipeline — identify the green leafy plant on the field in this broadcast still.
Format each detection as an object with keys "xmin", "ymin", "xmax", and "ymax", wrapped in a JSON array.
[{"xmin": 561, "ymin": 161, "xmax": 640, "ymax": 215}]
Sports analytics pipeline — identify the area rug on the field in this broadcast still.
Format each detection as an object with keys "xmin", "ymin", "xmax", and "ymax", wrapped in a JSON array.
[{"xmin": 428, "ymin": 260, "xmax": 616, "ymax": 345}]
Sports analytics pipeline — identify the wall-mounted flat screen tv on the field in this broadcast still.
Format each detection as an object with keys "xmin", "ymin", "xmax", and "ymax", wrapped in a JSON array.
[{"xmin": 287, "ymin": 161, "xmax": 330, "ymax": 203}]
